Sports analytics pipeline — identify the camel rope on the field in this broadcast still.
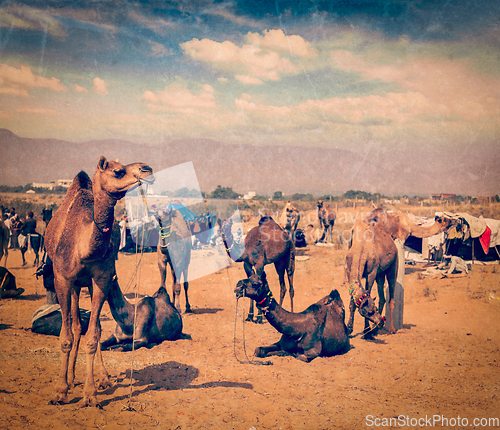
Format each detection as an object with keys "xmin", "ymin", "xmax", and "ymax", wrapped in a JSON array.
[{"xmin": 228, "ymin": 267, "xmax": 272, "ymax": 366}]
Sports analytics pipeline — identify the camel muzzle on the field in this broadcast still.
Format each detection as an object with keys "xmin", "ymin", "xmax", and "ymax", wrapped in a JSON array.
[{"xmin": 234, "ymin": 280, "xmax": 247, "ymax": 299}]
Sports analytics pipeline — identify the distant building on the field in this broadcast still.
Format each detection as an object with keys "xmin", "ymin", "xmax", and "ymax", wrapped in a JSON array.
[
  {"xmin": 31, "ymin": 179, "xmax": 73, "ymax": 190},
  {"xmin": 242, "ymin": 191, "xmax": 256, "ymax": 200},
  {"xmin": 431, "ymin": 193, "xmax": 457, "ymax": 202}
]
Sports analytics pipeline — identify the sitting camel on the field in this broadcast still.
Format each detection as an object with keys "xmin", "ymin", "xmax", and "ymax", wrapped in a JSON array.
[
  {"xmin": 157, "ymin": 208, "xmax": 193, "ymax": 313},
  {"xmin": 101, "ymin": 276, "xmax": 185, "ymax": 351},
  {"xmin": 0, "ymin": 267, "xmax": 24, "ymax": 298},
  {"xmin": 346, "ymin": 219, "xmax": 397, "ymax": 338},
  {"xmin": 219, "ymin": 216, "xmax": 295, "ymax": 323},
  {"xmin": 304, "ymin": 224, "xmax": 323, "ymax": 245},
  {"xmin": 44, "ymin": 155, "xmax": 153, "ymax": 407},
  {"xmin": 235, "ymin": 274, "xmax": 349, "ymax": 362}
]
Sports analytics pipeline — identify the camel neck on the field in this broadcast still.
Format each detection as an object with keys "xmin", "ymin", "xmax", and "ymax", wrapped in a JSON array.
[
  {"xmin": 92, "ymin": 189, "xmax": 117, "ymax": 235},
  {"xmin": 106, "ymin": 277, "xmax": 135, "ymax": 329},
  {"xmin": 256, "ymin": 291, "xmax": 296, "ymax": 336}
]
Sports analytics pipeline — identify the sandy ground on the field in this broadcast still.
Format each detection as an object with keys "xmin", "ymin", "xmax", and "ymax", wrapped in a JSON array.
[{"xmin": 0, "ymin": 238, "xmax": 499, "ymax": 430}]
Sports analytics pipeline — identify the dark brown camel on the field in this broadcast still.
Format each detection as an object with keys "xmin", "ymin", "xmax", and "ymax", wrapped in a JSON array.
[
  {"xmin": 44, "ymin": 156, "xmax": 153, "ymax": 407},
  {"xmin": 235, "ymin": 274, "xmax": 349, "ymax": 362},
  {"xmin": 101, "ymin": 276, "xmax": 184, "ymax": 351},
  {"xmin": 317, "ymin": 200, "xmax": 336, "ymax": 243},
  {"xmin": 346, "ymin": 219, "xmax": 397, "ymax": 338},
  {"xmin": 157, "ymin": 208, "xmax": 192, "ymax": 313},
  {"xmin": 218, "ymin": 216, "xmax": 295, "ymax": 323},
  {"xmin": 0, "ymin": 267, "xmax": 24, "ymax": 298}
]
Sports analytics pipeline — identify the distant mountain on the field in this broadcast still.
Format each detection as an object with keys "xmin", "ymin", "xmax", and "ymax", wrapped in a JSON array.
[{"xmin": 0, "ymin": 129, "xmax": 498, "ymax": 196}]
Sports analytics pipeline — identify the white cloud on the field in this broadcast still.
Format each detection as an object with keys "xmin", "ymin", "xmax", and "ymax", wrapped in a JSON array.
[
  {"xmin": 181, "ymin": 30, "xmax": 306, "ymax": 83},
  {"xmin": 142, "ymin": 82, "xmax": 217, "ymax": 110},
  {"xmin": 0, "ymin": 64, "xmax": 67, "ymax": 94},
  {"xmin": 72, "ymin": 84, "xmax": 87, "ymax": 93},
  {"xmin": 92, "ymin": 77, "xmax": 108, "ymax": 95}
]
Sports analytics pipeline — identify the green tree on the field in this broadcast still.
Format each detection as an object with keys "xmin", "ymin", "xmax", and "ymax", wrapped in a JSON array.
[{"xmin": 209, "ymin": 185, "xmax": 241, "ymax": 199}]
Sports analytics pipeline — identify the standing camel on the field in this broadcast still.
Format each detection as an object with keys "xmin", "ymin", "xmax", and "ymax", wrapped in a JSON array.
[
  {"xmin": 317, "ymin": 200, "xmax": 336, "ymax": 243},
  {"xmin": 157, "ymin": 208, "xmax": 193, "ymax": 313},
  {"xmin": 366, "ymin": 208, "xmax": 450, "ymax": 243},
  {"xmin": 346, "ymin": 219, "xmax": 397, "ymax": 338},
  {"xmin": 279, "ymin": 201, "xmax": 300, "ymax": 236},
  {"xmin": 44, "ymin": 155, "xmax": 153, "ymax": 407},
  {"xmin": 218, "ymin": 216, "xmax": 295, "ymax": 323}
]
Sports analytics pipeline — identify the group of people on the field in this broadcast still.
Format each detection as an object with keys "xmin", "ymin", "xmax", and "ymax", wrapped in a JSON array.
[{"xmin": 1, "ymin": 206, "xmax": 45, "ymax": 266}]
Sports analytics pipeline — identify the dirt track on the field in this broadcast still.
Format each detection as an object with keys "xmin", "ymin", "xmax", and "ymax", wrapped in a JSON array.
[{"xmin": 0, "ymin": 237, "xmax": 499, "ymax": 429}]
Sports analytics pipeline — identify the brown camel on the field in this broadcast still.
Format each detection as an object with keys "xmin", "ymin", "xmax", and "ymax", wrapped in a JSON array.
[
  {"xmin": 101, "ymin": 276, "xmax": 185, "ymax": 351},
  {"xmin": 346, "ymin": 219, "xmax": 397, "ymax": 338},
  {"xmin": 0, "ymin": 267, "xmax": 24, "ymax": 298},
  {"xmin": 366, "ymin": 208, "xmax": 450, "ymax": 243},
  {"xmin": 0, "ymin": 219, "xmax": 8, "ymax": 266},
  {"xmin": 157, "ymin": 208, "xmax": 193, "ymax": 313},
  {"xmin": 218, "ymin": 216, "xmax": 295, "ymax": 323},
  {"xmin": 234, "ymin": 274, "xmax": 349, "ymax": 362},
  {"xmin": 44, "ymin": 156, "xmax": 153, "ymax": 407},
  {"xmin": 279, "ymin": 201, "xmax": 300, "ymax": 235},
  {"xmin": 317, "ymin": 200, "xmax": 336, "ymax": 243}
]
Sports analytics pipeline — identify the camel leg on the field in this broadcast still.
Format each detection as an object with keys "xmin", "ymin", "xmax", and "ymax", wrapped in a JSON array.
[
  {"xmin": 50, "ymin": 275, "xmax": 73, "ymax": 405},
  {"xmin": 158, "ymin": 250, "xmax": 167, "ymax": 289},
  {"xmin": 255, "ymin": 343, "xmax": 282, "ymax": 358},
  {"xmin": 362, "ymin": 274, "xmax": 377, "ymax": 340},
  {"xmin": 95, "ymin": 322, "xmax": 111, "ymax": 390},
  {"xmin": 171, "ymin": 264, "xmax": 182, "ymax": 312},
  {"xmin": 183, "ymin": 277, "xmax": 192, "ymax": 313},
  {"xmin": 347, "ymin": 296, "xmax": 356, "ymax": 335},
  {"xmin": 67, "ymin": 286, "xmax": 82, "ymax": 389},
  {"xmin": 79, "ymin": 277, "xmax": 109, "ymax": 408},
  {"xmin": 274, "ymin": 261, "xmax": 287, "ymax": 308},
  {"xmin": 385, "ymin": 260, "xmax": 398, "ymax": 335},
  {"xmin": 244, "ymin": 262, "xmax": 256, "ymax": 322}
]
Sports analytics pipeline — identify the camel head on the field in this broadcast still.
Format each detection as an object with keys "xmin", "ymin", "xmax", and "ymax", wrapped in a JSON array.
[
  {"xmin": 234, "ymin": 274, "xmax": 269, "ymax": 302},
  {"xmin": 349, "ymin": 281, "xmax": 385, "ymax": 330},
  {"xmin": 434, "ymin": 215, "xmax": 451, "ymax": 232},
  {"xmin": 93, "ymin": 155, "xmax": 154, "ymax": 200}
]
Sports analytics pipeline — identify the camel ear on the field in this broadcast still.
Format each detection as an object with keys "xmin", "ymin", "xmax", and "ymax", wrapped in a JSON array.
[{"xmin": 98, "ymin": 155, "xmax": 108, "ymax": 171}]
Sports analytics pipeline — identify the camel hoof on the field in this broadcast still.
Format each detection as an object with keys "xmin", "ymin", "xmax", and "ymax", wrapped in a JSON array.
[
  {"xmin": 362, "ymin": 332, "xmax": 375, "ymax": 340},
  {"xmin": 78, "ymin": 397, "xmax": 102, "ymax": 409},
  {"xmin": 49, "ymin": 393, "xmax": 68, "ymax": 405},
  {"xmin": 184, "ymin": 307, "xmax": 193, "ymax": 314},
  {"xmin": 256, "ymin": 317, "xmax": 265, "ymax": 324},
  {"xmin": 97, "ymin": 378, "xmax": 112, "ymax": 390},
  {"xmin": 245, "ymin": 315, "xmax": 254, "ymax": 323},
  {"xmin": 254, "ymin": 347, "xmax": 266, "ymax": 358}
]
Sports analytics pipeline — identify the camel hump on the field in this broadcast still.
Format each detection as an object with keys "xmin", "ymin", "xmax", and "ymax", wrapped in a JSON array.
[
  {"xmin": 258, "ymin": 216, "xmax": 274, "ymax": 225},
  {"xmin": 74, "ymin": 171, "xmax": 92, "ymax": 190},
  {"xmin": 329, "ymin": 289, "xmax": 341, "ymax": 302}
]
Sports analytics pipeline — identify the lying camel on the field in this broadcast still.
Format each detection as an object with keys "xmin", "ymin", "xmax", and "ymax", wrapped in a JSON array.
[
  {"xmin": 346, "ymin": 219, "xmax": 397, "ymax": 338},
  {"xmin": 234, "ymin": 275, "xmax": 349, "ymax": 362},
  {"xmin": 0, "ymin": 267, "xmax": 24, "ymax": 298},
  {"xmin": 101, "ymin": 276, "xmax": 185, "ymax": 351},
  {"xmin": 219, "ymin": 216, "xmax": 295, "ymax": 323}
]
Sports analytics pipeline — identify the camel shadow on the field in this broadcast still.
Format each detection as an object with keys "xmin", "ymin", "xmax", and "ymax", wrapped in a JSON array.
[
  {"xmin": 405, "ymin": 266, "xmax": 425, "ymax": 275},
  {"xmin": 18, "ymin": 294, "xmax": 41, "ymax": 301},
  {"xmin": 0, "ymin": 324, "xmax": 13, "ymax": 331},
  {"xmin": 401, "ymin": 323, "xmax": 416, "ymax": 330},
  {"xmin": 187, "ymin": 308, "xmax": 223, "ymax": 315},
  {"xmin": 96, "ymin": 361, "xmax": 252, "ymax": 407}
]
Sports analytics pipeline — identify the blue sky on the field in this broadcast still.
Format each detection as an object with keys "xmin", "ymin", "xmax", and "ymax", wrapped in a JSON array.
[{"xmin": 0, "ymin": 0, "xmax": 499, "ymax": 194}]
